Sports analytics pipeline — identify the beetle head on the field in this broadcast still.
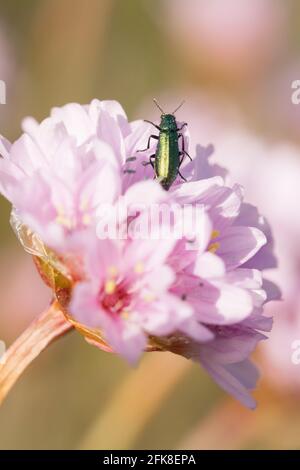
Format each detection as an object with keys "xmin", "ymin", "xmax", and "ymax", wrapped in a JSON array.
[{"xmin": 160, "ymin": 113, "xmax": 177, "ymax": 130}]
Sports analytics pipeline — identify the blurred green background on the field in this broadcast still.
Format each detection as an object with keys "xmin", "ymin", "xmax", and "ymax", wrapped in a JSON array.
[{"xmin": 1, "ymin": 0, "xmax": 300, "ymax": 449}]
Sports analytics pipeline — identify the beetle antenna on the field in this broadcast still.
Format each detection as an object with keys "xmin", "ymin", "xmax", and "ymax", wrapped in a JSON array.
[
  {"xmin": 153, "ymin": 98, "xmax": 165, "ymax": 114},
  {"xmin": 172, "ymin": 100, "xmax": 185, "ymax": 114}
]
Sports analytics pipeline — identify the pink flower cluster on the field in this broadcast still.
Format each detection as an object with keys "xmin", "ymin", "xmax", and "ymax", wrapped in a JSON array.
[{"xmin": 0, "ymin": 100, "xmax": 277, "ymax": 408}]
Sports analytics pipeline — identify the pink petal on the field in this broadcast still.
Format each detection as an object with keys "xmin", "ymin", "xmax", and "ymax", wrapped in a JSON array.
[
  {"xmin": 51, "ymin": 102, "xmax": 92, "ymax": 145},
  {"xmin": 85, "ymin": 239, "xmax": 122, "ymax": 284},
  {"xmin": 218, "ymin": 226, "xmax": 267, "ymax": 270},
  {"xmin": 170, "ymin": 176, "xmax": 224, "ymax": 202},
  {"xmin": 100, "ymin": 314, "xmax": 147, "ymax": 364},
  {"xmin": 191, "ymin": 281, "xmax": 253, "ymax": 324},
  {"xmin": 0, "ymin": 135, "xmax": 11, "ymax": 158},
  {"xmin": 193, "ymin": 252, "xmax": 225, "ymax": 279},
  {"xmin": 69, "ymin": 281, "xmax": 100, "ymax": 328},
  {"xmin": 142, "ymin": 265, "xmax": 175, "ymax": 294},
  {"xmin": 200, "ymin": 358, "xmax": 258, "ymax": 409},
  {"xmin": 179, "ymin": 319, "xmax": 214, "ymax": 342}
]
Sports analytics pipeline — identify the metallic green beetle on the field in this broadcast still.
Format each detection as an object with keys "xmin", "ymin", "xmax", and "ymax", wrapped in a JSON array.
[{"xmin": 138, "ymin": 99, "xmax": 192, "ymax": 190}]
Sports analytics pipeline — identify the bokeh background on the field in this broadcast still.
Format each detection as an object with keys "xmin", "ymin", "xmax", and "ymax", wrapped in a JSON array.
[{"xmin": 1, "ymin": 0, "xmax": 300, "ymax": 449}]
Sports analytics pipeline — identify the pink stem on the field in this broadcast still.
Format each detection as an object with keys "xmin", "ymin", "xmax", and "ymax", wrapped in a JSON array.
[{"xmin": 0, "ymin": 301, "xmax": 72, "ymax": 405}]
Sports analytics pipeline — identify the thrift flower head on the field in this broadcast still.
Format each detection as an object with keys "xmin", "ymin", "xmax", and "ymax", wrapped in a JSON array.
[{"xmin": 0, "ymin": 99, "xmax": 277, "ymax": 408}]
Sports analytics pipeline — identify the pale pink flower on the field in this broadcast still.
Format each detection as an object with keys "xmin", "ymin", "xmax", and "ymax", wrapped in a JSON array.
[{"xmin": 0, "ymin": 99, "xmax": 276, "ymax": 407}]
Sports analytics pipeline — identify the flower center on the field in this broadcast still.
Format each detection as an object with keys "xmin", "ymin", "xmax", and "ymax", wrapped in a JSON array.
[
  {"xmin": 100, "ymin": 280, "xmax": 131, "ymax": 317},
  {"xmin": 208, "ymin": 229, "xmax": 220, "ymax": 253}
]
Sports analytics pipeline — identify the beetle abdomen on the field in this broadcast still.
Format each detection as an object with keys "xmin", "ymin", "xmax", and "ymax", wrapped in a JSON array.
[{"xmin": 155, "ymin": 132, "xmax": 180, "ymax": 189}]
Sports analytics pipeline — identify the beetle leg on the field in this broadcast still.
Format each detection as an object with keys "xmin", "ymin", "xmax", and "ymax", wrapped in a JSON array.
[
  {"xmin": 137, "ymin": 134, "xmax": 159, "ymax": 153},
  {"xmin": 142, "ymin": 154, "xmax": 155, "ymax": 169},
  {"xmin": 178, "ymin": 134, "xmax": 192, "ymax": 162},
  {"xmin": 179, "ymin": 152, "xmax": 192, "ymax": 166},
  {"xmin": 144, "ymin": 120, "xmax": 162, "ymax": 131},
  {"xmin": 182, "ymin": 150, "xmax": 192, "ymax": 161},
  {"xmin": 177, "ymin": 137, "xmax": 189, "ymax": 181},
  {"xmin": 177, "ymin": 122, "xmax": 187, "ymax": 131},
  {"xmin": 178, "ymin": 170, "xmax": 187, "ymax": 182}
]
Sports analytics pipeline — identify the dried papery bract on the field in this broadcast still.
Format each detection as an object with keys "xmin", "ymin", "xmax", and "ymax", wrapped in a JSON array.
[{"xmin": 10, "ymin": 212, "xmax": 118, "ymax": 353}]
